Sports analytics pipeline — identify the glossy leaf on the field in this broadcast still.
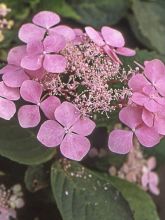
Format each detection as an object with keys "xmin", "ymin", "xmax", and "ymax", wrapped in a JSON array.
[
  {"xmin": 0, "ymin": 119, "xmax": 55, "ymax": 165},
  {"xmin": 110, "ymin": 177, "xmax": 160, "ymax": 220},
  {"xmin": 51, "ymin": 159, "xmax": 133, "ymax": 220}
]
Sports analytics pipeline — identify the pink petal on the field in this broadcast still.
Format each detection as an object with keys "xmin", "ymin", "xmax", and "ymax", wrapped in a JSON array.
[
  {"xmin": 26, "ymin": 68, "xmax": 46, "ymax": 80},
  {"xmin": 128, "ymin": 74, "xmax": 150, "ymax": 92},
  {"xmin": 141, "ymin": 173, "xmax": 149, "ymax": 188},
  {"xmin": 21, "ymin": 54, "xmax": 43, "ymax": 71},
  {"xmin": 71, "ymin": 117, "xmax": 96, "ymax": 136},
  {"xmin": 149, "ymin": 183, "xmax": 160, "ymax": 195},
  {"xmin": 85, "ymin": 26, "xmax": 105, "ymax": 47},
  {"xmin": 142, "ymin": 109, "xmax": 154, "ymax": 127},
  {"xmin": 103, "ymin": 45, "xmax": 121, "ymax": 64},
  {"xmin": 74, "ymin": 28, "xmax": 83, "ymax": 35},
  {"xmin": 144, "ymin": 59, "xmax": 165, "ymax": 83},
  {"xmin": 0, "ymin": 64, "xmax": 19, "ymax": 75},
  {"xmin": 131, "ymin": 92, "xmax": 148, "ymax": 106},
  {"xmin": 40, "ymin": 96, "xmax": 61, "ymax": 119},
  {"xmin": 0, "ymin": 81, "xmax": 20, "ymax": 100},
  {"xmin": 2, "ymin": 68, "xmax": 29, "ymax": 88},
  {"xmin": 43, "ymin": 34, "xmax": 66, "ymax": 53},
  {"xmin": 101, "ymin": 26, "xmax": 125, "ymax": 48},
  {"xmin": 26, "ymin": 40, "xmax": 43, "ymax": 55},
  {"xmin": 147, "ymin": 157, "xmax": 156, "ymax": 170},
  {"xmin": 135, "ymin": 124, "xmax": 160, "ymax": 147},
  {"xmin": 32, "ymin": 11, "xmax": 60, "ymax": 29},
  {"xmin": 144, "ymin": 99, "xmax": 162, "ymax": 113},
  {"xmin": 55, "ymin": 101, "xmax": 80, "ymax": 128},
  {"xmin": 20, "ymin": 80, "xmax": 43, "ymax": 104},
  {"xmin": 73, "ymin": 28, "xmax": 84, "ymax": 44},
  {"xmin": 116, "ymin": 47, "xmax": 136, "ymax": 56},
  {"xmin": 18, "ymin": 23, "xmax": 45, "ymax": 43},
  {"xmin": 37, "ymin": 120, "xmax": 64, "ymax": 147},
  {"xmin": 108, "ymin": 130, "xmax": 133, "ymax": 154},
  {"xmin": 49, "ymin": 25, "xmax": 76, "ymax": 42},
  {"xmin": 7, "ymin": 46, "xmax": 26, "ymax": 66},
  {"xmin": 149, "ymin": 172, "xmax": 159, "ymax": 185},
  {"xmin": 0, "ymin": 97, "xmax": 16, "ymax": 120},
  {"xmin": 155, "ymin": 77, "xmax": 165, "ymax": 96},
  {"xmin": 60, "ymin": 133, "xmax": 90, "ymax": 161},
  {"xmin": 119, "ymin": 106, "xmax": 143, "ymax": 129},
  {"xmin": 148, "ymin": 172, "xmax": 160, "ymax": 195},
  {"xmin": 18, "ymin": 105, "xmax": 40, "ymax": 128},
  {"xmin": 154, "ymin": 114, "xmax": 165, "ymax": 135},
  {"xmin": 142, "ymin": 85, "xmax": 155, "ymax": 95},
  {"xmin": 43, "ymin": 54, "xmax": 66, "ymax": 73}
]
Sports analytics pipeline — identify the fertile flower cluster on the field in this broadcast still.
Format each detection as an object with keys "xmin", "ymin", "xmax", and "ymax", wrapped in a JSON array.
[
  {"xmin": 0, "ymin": 3, "xmax": 14, "ymax": 42},
  {"xmin": 0, "ymin": 184, "xmax": 24, "ymax": 220},
  {"xmin": 0, "ymin": 10, "xmax": 136, "ymax": 161},
  {"xmin": 109, "ymin": 59, "xmax": 165, "ymax": 154},
  {"xmin": 109, "ymin": 139, "xmax": 160, "ymax": 195}
]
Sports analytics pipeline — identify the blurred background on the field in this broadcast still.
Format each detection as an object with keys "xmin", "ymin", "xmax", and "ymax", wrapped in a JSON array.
[{"xmin": 0, "ymin": 0, "xmax": 165, "ymax": 219}]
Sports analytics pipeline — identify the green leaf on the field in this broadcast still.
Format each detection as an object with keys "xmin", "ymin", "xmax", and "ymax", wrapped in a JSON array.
[
  {"xmin": 69, "ymin": 0, "xmax": 130, "ymax": 28},
  {"xmin": 132, "ymin": 0, "xmax": 165, "ymax": 54},
  {"xmin": 0, "ymin": 118, "xmax": 55, "ymax": 165},
  {"xmin": 25, "ymin": 165, "xmax": 48, "ymax": 192},
  {"xmin": 110, "ymin": 177, "xmax": 160, "ymax": 220},
  {"xmin": 144, "ymin": 138, "xmax": 165, "ymax": 164},
  {"xmin": 51, "ymin": 159, "xmax": 133, "ymax": 220},
  {"xmin": 38, "ymin": 0, "xmax": 80, "ymax": 20}
]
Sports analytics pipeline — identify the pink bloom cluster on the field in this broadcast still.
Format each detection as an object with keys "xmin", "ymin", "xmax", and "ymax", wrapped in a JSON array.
[
  {"xmin": 0, "ymin": 10, "xmax": 137, "ymax": 160},
  {"xmin": 109, "ymin": 139, "xmax": 159, "ymax": 195},
  {"xmin": 141, "ymin": 157, "xmax": 160, "ymax": 195},
  {"xmin": 109, "ymin": 59, "xmax": 165, "ymax": 154}
]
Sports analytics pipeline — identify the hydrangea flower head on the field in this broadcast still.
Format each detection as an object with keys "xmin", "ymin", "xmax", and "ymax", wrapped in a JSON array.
[{"xmin": 0, "ymin": 10, "xmax": 138, "ymax": 161}]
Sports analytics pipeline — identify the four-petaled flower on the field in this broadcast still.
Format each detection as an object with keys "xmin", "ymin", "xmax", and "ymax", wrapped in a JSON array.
[
  {"xmin": 18, "ymin": 80, "xmax": 60, "ymax": 128},
  {"xmin": 21, "ymin": 35, "xmax": 67, "ymax": 73},
  {"xmin": 37, "ymin": 102, "xmax": 96, "ymax": 161},
  {"xmin": 19, "ymin": 11, "xmax": 75, "ymax": 43},
  {"xmin": 85, "ymin": 26, "xmax": 135, "ymax": 63},
  {"xmin": 108, "ymin": 106, "xmax": 160, "ymax": 154}
]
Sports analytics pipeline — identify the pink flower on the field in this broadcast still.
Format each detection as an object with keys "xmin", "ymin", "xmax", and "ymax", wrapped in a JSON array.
[
  {"xmin": 18, "ymin": 80, "xmax": 60, "ymax": 128},
  {"xmin": 144, "ymin": 59, "xmax": 165, "ymax": 96},
  {"xmin": 0, "ymin": 46, "xmax": 29, "ymax": 88},
  {"xmin": 131, "ymin": 85, "xmax": 165, "ymax": 113},
  {"xmin": 128, "ymin": 59, "xmax": 165, "ymax": 135},
  {"xmin": 108, "ymin": 106, "xmax": 160, "ymax": 154},
  {"xmin": 129, "ymin": 60, "xmax": 165, "ymax": 111},
  {"xmin": 141, "ymin": 157, "xmax": 160, "ymax": 195},
  {"xmin": 0, "ymin": 207, "xmax": 16, "ymax": 220},
  {"xmin": 19, "ymin": 11, "xmax": 75, "ymax": 43},
  {"xmin": 85, "ymin": 26, "xmax": 135, "ymax": 63},
  {"xmin": 21, "ymin": 35, "xmax": 67, "ymax": 73},
  {"xmin": 0, "ymin": 81, "xmax": 20, "ymax": 120},
  {"xmin": 37, "ymin": 102, "xmax": 96, "ymax": 161}
]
